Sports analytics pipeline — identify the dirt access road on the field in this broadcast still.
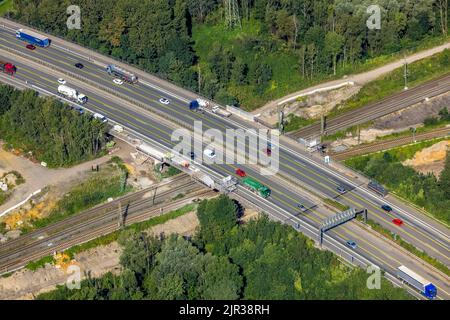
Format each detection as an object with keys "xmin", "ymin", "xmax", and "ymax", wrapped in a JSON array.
[
  {"xmin": 0, "ymin": 141, "xmax": 134, "ymax": 217},
  {"xmin": 255, "ymin": 41, "xmax": 450, "ymax": 115}
]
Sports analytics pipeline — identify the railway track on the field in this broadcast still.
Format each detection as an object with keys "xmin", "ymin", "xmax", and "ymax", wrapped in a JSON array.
[
  {"xmin": 290, "ymin": 73, "xmax": 450, "ymax": 139},
  {"xmin": 0, "ymin": 173, "xmax": 191, "ymax": 254},
  {"xmin": 0, "ymin": 177, "xmax": 213, "ymax": 274},
  {"xmin": 330, "ymin": 127, "xmax": 450, "ymax": 161}
]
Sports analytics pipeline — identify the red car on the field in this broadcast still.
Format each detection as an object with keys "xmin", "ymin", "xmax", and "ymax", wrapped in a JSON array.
[
  {"xmin": 392, "ymin": 218, "xmax": 403, "ymax": 226},
  {"xmin": 235, "ymin": 168, "xmax": 246, "ymax": 177},
  {"xmin": 26, "ymin": 44, "xmax": 36, "ymax": 50}
]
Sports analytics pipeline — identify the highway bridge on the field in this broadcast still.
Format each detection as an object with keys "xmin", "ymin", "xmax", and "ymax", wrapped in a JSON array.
[{"xmin": 0, "ymin": 19, "xmax": 449, "ymax": 299}]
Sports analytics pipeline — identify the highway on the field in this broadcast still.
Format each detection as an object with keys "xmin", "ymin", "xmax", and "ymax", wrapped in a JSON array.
[
  {"xmin": 289, "ymin": 73, "xmax": 450, "ymax": 139},
  {"xmin": 0, "ymin": 21, "xmax": 449, "ymax": 298}
]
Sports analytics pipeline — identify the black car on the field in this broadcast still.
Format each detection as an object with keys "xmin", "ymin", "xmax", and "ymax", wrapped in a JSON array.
[
  {"xmin": 71, "ymin": 106, "xmax": 84, "ymax": 114},
  {"xmin": 74, "ymin": 63, "xmax": 84, "ymax": 69},
  {"xmin": 189, "ymin": 152, "xmax": 195, "ymax": 160},
  {"xmin": 336, "ymin": 185, "xmax": 346, "ymax": 194},
  {"xmin": 381, "ymin": 204, "xmax": 393, "ymax": 212}
]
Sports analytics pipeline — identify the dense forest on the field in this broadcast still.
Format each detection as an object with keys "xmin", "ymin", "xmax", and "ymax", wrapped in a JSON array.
[
  {"xmin": 346, "ymin": 148, "xmax": 450, "ymax": 224},
  {"xmin": 9, "ymin": 0, "xmax": 450, "ymax": 109},
  {"xmin": 0, "ymin": 85, "xmax": 108, "ymax": 167},
  {"xmin": 38, "ymin": 195, "xmax": 411, "ymax": 300}
]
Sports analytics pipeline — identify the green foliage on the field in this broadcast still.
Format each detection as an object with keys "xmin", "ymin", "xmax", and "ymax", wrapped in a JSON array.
[
  {"xmin": 283, "ymin": 114, "xmax": 315, "ymax": 132},
  {"xmin": 22, "ymin": 167, "xmax": 131, "ymax": 233},
  {"xmin": 0, "ymin": 86, "xmax": 108, "ymax": 167},
  {"xmin": 11, "ymin": 0, "xmax": 450, "ymax": 110},
  {"xmin": 37, "ymin": 196, "xmax": 410, "ymax": 300},
  {"xmin": 196, "ymin": 195, "xmax": 238, "ymax": 251},
  {"xmin": 336, "ymin": 50, "xmax": 450, "ymax": 117},
  {"xmin": 25, "ymin": 255, "xmax": 54, "ymax": 271},
  {"xmin": 345, "ymin": 142, "xmax": 450, "ymax": 224},
  {"xmin": 0, "ymin": 0, "xmax": 13, "ymax": 16}
]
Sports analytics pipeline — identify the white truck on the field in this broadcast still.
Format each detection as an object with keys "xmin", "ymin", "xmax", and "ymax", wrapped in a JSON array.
[
  {"xmin": 57, "ymin": 85, "xmax": 87, "ymax": 104},
  {"xmin": 212, "ymin": 105, "xmax": 231, "ymax": 117}
]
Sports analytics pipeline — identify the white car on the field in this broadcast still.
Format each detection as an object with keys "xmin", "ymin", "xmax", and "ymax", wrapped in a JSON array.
[
  {"xmin": 57, "ymin": 78, "xmax": 66, "ymax": 85},
  {"xmin": 159, "ymin": 98, "xmax": 170, "ymax": 105},
  {"xmin": 93, "ymin": 113, "xmax": 108, "ymax": 123},
  {"xmin": 113, "ymin": 78, "xmax": 124, "ymax": 85},
  {"xmin": 203, "ymin": 149, "xmax": 216, "ymax": 159}
]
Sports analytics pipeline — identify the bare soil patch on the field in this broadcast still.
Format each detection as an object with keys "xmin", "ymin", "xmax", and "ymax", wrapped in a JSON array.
[{"xmin": 403, "ymin": 140, "xmax": 450, "ymax": 176}]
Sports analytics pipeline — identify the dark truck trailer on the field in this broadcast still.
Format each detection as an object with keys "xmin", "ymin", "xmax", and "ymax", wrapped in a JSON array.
[
  {"xmin": 106, "ymin": 64, "xmax": 138, "ymax": 83},
  {"xmin": 0, "ymin": 61, "xmax": 16, "ymax": 75},
  {"xmin": 16, "ymin": 29, "xmax": 50, "ymax": 47}
]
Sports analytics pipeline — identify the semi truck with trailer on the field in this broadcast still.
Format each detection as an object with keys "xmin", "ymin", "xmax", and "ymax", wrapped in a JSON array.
[
  {"xmin": 105, "ymin": 65, "xmax": 138, "ymax": 83},
  {"xmin": 189, "ymin": 99, "xmax": 205, "ymax": 113},
  {"xmin": 0, "ymin": 61, "xmax": 16, "ymax": 75},
  {"xmin": 16, "ymin": 29, "xmax": 50, "ymax": 47},
  {"xmin": 396, "ymin": 265, "xmax": 437, "ymax": 299},
  {"xmin": 242, "ymin": 177, "xmax": 271, "ymax": 198},
  {"xmin": 57, "ymin": 85, "xmax": 88, "ymax": 104}
]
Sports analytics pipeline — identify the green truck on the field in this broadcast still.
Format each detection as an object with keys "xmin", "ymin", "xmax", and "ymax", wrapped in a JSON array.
[{"xmin": 242, "ymin": 177, "xmax": 271, "ymax": 198}]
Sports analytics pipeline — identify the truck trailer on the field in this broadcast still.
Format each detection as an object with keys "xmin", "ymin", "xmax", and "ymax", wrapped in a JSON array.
[
  {"xmin": 106, "ymin": 65, "xmax": 138, "ymax": 83},
  {"xmin": 0, "ymin": 61, "xmax": 16, "ymax": 75},
  {"xmin": 396, "ymin": 265, "xmax": 437, "ymax": 299},
  {"xmin": 57, "ymin": 85, "xmax": 88, "ymax": 104},
  {"xmin": 16, "ymin": 29, "xmax": 50, "ymax": 47},
  {"xmin": 212, "ymin": 105, "xmax": 231, "ymax": 117},
  {"xmin": 242, "ymin": 177, "xmax": 271, "ymax": 198}
]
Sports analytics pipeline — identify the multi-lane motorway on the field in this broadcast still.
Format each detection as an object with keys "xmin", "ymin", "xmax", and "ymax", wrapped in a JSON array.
[{"xmin": 0, "ymin": 20, "xmax": 449, "ymax": 298}]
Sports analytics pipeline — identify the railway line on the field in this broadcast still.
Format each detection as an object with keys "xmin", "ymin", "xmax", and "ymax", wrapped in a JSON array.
[
  {"xmin": 0, "ymin": 176, "xmax": 213, "ymax": 274},
  {"xmin": 290, "ymin": 73, "xmax": 450, "ymax": 139},
  {"xmin": 329, "ymin": 127, "xmax": 450, "ymax": 161}
]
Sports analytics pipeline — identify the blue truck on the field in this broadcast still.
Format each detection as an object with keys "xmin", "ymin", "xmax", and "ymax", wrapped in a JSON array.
[
  {"xmin": 397, "ymin": 265, "xmax": 437, "ymax": 299},
  {"xmin": 189, "ymin": 99, "xmax": 207, "ymax": 113},
  {"xmin": 16, "ymin": 29, "xmax": 50, "ymax": 47}
]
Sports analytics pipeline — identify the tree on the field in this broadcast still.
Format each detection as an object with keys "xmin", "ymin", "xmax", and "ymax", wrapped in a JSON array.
[
  {"xmin": 196, "ymin": 194, "xmax": 238, "ymax": 248},
  {"xmin": 439, "ymin": 152, "xmax": 450, "ymax": 199},
  {"xmin": 325, "ymin": 31, "xmax": 344, "ymax": 75},
  {"xmin": 118, "ymin": 230, "xmax": 161, "ymax": 276}
]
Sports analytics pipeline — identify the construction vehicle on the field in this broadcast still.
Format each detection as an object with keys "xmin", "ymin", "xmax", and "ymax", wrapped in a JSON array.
[{"xmin": 242, "ymin": 177, "xmax": 271, "ymax": 198}]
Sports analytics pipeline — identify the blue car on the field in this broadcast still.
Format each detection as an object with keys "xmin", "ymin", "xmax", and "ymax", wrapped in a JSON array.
[
  {"xmin": 381, "ymin": 204, "xmax": 393, "ymax": 212},
  {"xmin": 346, "ymin": 240, "xmax": 357, "ymax": 249}
]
